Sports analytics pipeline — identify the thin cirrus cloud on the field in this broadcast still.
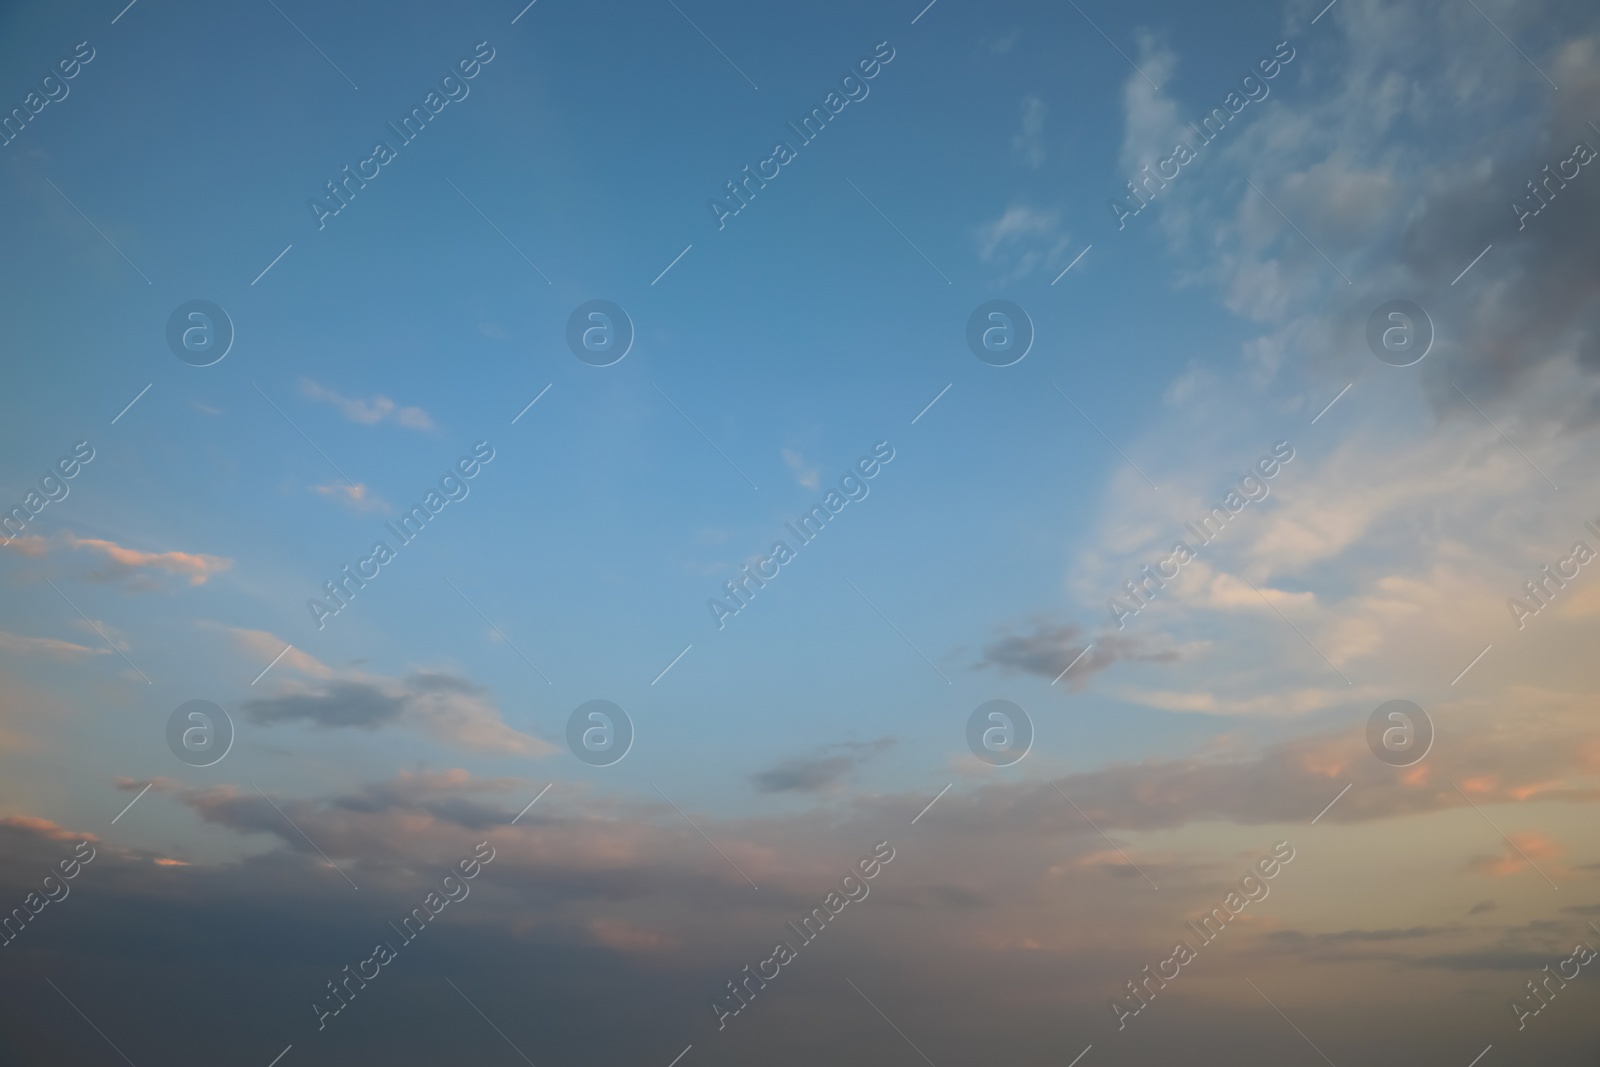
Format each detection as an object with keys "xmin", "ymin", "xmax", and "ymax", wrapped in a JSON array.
[
  {"xmin": 0, "ymin": 631, "xmax": 106, "ymax": 659},
  {"xmin": 65, "ymin": 534, "xmax": 233, "ymax": 587},
  {"xmin": 299, "ymin": 377, "xmax": 435, "ymax": 430},
  {"xmin": 972, "ymin": 202, "xmax": 1074, "ymax": 282}
]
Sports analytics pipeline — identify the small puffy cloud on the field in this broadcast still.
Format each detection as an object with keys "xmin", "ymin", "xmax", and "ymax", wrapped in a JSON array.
[
  {"xmin": 1468, "ymin": 899, "xmax": 1498, "ymax": 915},
  {"xmin": 781, "ymin": 449, "xmax": 820, "ymax": 490},
  {"xmin": 299, "ymin": 378, "xmax": 434, "ymax": 431},
  {"xmin": 67, "ymin": 534, "xmax": 232, "ymax": 587},
  {"xmin": 312, "ymin": 481, "xmax": 389, "ymax": 513}
]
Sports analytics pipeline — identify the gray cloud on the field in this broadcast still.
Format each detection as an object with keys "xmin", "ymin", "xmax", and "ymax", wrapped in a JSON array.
[
  {"xmin": 1268, "ymin": 924, "xmax": 1461, "ymax": 946},
  {"xmin": 1469, "ymin": 899, "xmax": 1499, "ymax": 915},
  {"xmin": 750, "ymin": 738, "xmax": 894, "ymax": 794},
  {"xmin": 976, "ymin": 620, "xmax": 1180, "ymax": 686},
  {"xmin": 239, "ymin": 671, "xmax": 549, "ymax": 755},
  {"xmin": 243, "ymin": 680, "xmax": 405, "ymax": 729}
]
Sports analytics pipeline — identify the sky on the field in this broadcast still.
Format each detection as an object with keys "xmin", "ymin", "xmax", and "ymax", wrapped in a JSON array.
[{"xmin": 1, "ymin": 0, "xmax": 1599, "ymax": 1063}]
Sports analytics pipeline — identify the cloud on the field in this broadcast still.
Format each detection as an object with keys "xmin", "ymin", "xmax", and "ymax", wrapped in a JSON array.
[
  {"xmin": 1468, "ymin": 899, "xmax": 1498, "ymax": 915},
  {"xmin": 973, "ymin": 202, "xmax": 1074, "ymax": 282},
  {"xmin": 244, "ymin": 680, "xmax": 407, "ymax": 729},
  {"xmin": 1011, "ymin": 94, "xmax": 1046, "ymax": 167},
  {"xmin": 1467, "ymin": 832, "xmax": 1566, "ymax": 879},
  {"xmin": 299, "ymin": 378, "xmax": 434, "ymax": 431},
  {"xmin": 243, "ymin": 672, "xmax": 552, "ymax": 756},
  {"xmin": 0, "ymin": 735, "xmax": 1594, "ymax": 1067},
  {"xmin": 976, "ymin": 620, "xmax": 1181, "ymax": 687},
  {"xmin": 1107, "ymin": 0, "xmax": 1600, "ymax": 426},
  {"xmin": 66, "ymin": 534, "xmax": 232, "ymax": 586},
  {"xmin": 0, "ymin": 814, "xmax": 97, "ymax": 844},
  {"xmin": 0, "ymin": 534, "xmax": 49, "ymax": 557},
  {"xmin": 750, "ymin": 738, "xmax": 894, "ymax": 794},
  {"xmin": 781, "ymin": 449, "xmax": 820, "ymax": 490},
  {"xmin": 0, "ymin": 631, "xmax": 107, "ymax": 659},
  {"xmin": 312, "ymin": 481, "xmax": 389, "ymax": 513},
  {"xmin": 984, "ymin": 28, "xmax": 1020, "ymax": 55},
  {"xmin": 587, "ymin": 916, "xmax": 675, "ymax": 952},
  {"xmin": 73, "ymin": 617, "xmax": 130, "ymax": 653},
  {"xmin": 1196, "ymin": 570, "xmax": 1319, "ymax": 612},
  {"xmin": 206, "ymin": 623, "xmax": 333, "ymax": 679},
  {"xmin": 1108, "ymin": 684, "xmax": 1360, "ymax": 717}
]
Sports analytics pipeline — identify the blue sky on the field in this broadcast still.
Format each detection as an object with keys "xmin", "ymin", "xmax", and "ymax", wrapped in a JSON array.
[{"xmin": 4, "ymin": 0, "xmax": 1600, "ymax": 1063}]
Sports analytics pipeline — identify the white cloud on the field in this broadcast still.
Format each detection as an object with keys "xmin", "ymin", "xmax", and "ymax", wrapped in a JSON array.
[
  {"xmin": 299, "ymin": 378, "xmax": 435, "ymax": 431},
  {"xmin": 973, "ymin": 202, "xmax": 1073, "ymax": 282},
  {"xmin": 782, "ymin": 449, "xmax": 820, "ymax": 490},
  {"xmin": 312, "ymin": 481, "xmax": 389, "ymax": 514}
]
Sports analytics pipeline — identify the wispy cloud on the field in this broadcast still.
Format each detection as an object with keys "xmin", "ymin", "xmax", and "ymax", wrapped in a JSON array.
[
  {"xmin": 312, "ymin": 481, "xmax": 389, "ymax": 513},
  {"xmin": 208, "ymin": 623, "xmax": 333, "ymax": 679},
  {"xmin": 67, "ymin": 534, "xmax": 233, "ymax": 587},
  {"xmin": 781, "ymin": 448, "xmax": 820, "ymax": 489},
  {"xmin": 750, "ymin": 738, "xmax": 894, "ymax": 794},
  {"xmin": 973, "ymin": 202, "xmax": 1073, "ymax": 282},
  {"xmin": 1011, "ymin": 94, "xmax": 1046, "ymax": 167},
  {"xmin": 0, "ymin": 631, "xmax": 108, "ymax": 659},
  {"xmin": 299, "ymin": 378, "xmax": 435, "ymax": 431}
]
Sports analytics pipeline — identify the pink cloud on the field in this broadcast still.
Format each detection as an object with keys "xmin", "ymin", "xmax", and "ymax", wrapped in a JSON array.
[{"xmin": 67, "ymin": 535, "xmax": 233, "ymax": 586}]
